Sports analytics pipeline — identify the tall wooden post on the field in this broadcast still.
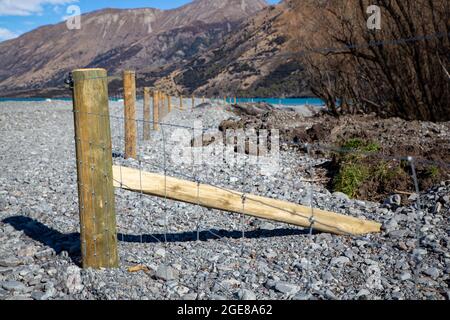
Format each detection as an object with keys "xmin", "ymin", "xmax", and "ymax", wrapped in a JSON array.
[
  {"xmin": 143, "ymin": 87, "xmax": 151, "ymax": 140},
  {"xmin": 72, "ymin": 68, "xmax": 119, "ymax": 269},
  {"xmin": 180, "ymin": 95, "xmax": 183, "ymax": 110},
  {"xmin": 123, "ymin": 70, "xmax": 137, "ymax": 159},
  {"xmin": 158, "ymin": 91, "xmax": 164, "ymax": 118},
  {"xmin": 153, "ymin": 90, "xmax": 159, "ymax": 131},
  {"xmin": 202, "ymin": 96, "xmax": 205, "ymax": 104},
  {"xmin": 168, "ymin": 95, "xmax": 172, "ymax": 113},
  {"xmin": 192, "ymin": 95, "xmax": 195, "ymax": 109},
  {"xmin": 161, "ymin": 92, "xmax": 167, "ymax": 119}
]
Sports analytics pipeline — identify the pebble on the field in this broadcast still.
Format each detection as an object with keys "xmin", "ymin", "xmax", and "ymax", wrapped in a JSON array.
[
  {"xmin": 385, "ymin": 194, "xmax": 401, "ymax": 207},
  {"xmin": 1, "ymin": 280, "xmax": 27, "ymax": 292},
  {"xmin": 31, "ymin": 291, "xmax": 47, "ymax": 300},
  {"xmin": 155, "ymin": 265, "xmax": 179, "ymax": 281},
  {"xmin": 34, "ymin": 249, "xmax": 55, "ymax": 259},
  {"xmin": 424, "ymin": 267, "xmax": 440, "ymax": 279},
  {"xmin": 331, "ymin": 256, "xmax": 350, "ymax": 265},
  {"xmin": 237, "ymin": 289, "xmax": 256, "ymax": 300},
  {"xmin": 399, "ymin": 272, "xmax": 412, "ymax": 281},
  {"xmin": 356, "ymin": 289, "xmax": 371, "ymax": 299},
  {"xmin": 293, "ymin": 293, "xmax": 312, "ymax": 300},
  {"xmin": 155, "ymin": 248, "xmax": 166, "ymax": 258},
  {"xmin": 66, "ymin": 266, "xmax": 83, "ymax": 294},
  {"xmin": 332, "ymin": 192, "xmax": 349, "ymax": 201},
  {"xmin": 0, "ymin": 256, "xmax": 22, "ymax": 267},
  {"xmin": 274, "ymin": 282, "xmax": 300, "ymax": 295}
]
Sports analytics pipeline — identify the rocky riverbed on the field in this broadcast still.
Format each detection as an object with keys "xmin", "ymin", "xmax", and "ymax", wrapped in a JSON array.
[{"xmin": 0, "ymin": 100, "xmax": 449, "ymax": 300}]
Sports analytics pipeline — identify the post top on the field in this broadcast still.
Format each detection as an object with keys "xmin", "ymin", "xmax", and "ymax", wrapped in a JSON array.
[
  {"xmin": 73, "ymin": 68, "xmax": 106, "ymax": 72},
  {"xmin": 72, "ymin": 68, "xmax": 107, "ymax": 81}
]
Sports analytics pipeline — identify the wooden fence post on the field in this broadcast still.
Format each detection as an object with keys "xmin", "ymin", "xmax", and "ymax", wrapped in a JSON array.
[
  {"xmin": 192, "ymin": 95, "xmax": 195, "ymax": 109},
  {"xmin": 143, "ymin": 87, "xmax": 151, "ymax": 140},
  {"xmin": 123, "ymin": 70, "xmax": 137, "ymax": 159},
  {"xmin": 180, "ymin": 95, "xmax": 183, "ymax": 110},
  {"xmin": 161, "ymin": 92, "xmax": 166, "ymax": 117},
  {"xmin": 168, "ymin": 95, "xmax": 172, "ymax": 113},
  {"xmin": 153, "ymin": 90, "xmax": 159, "ymax": 131},
  {"xmin": 159, "ymin": 92, "xmax": 163, "ymax": 117},
  {"xmin": 72, "ymin": 68, "xmax": 119, "ymax": 269}
]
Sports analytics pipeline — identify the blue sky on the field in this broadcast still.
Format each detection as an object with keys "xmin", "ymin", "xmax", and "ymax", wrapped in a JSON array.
[{"xmin": 0, "ymin": 0, "xmax": 279, "ymax": 41}]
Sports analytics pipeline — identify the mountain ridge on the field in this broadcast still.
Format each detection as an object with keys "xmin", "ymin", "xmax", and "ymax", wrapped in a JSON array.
[
  {"xmin": 155, "ymin": 0, "xmax": 311, "ymax": 98},
  {"xmin": 0, "ymin": 0, "xmax": 268, "ymax": 97}
]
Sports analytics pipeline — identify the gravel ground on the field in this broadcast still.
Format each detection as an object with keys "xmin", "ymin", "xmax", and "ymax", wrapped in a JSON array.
[{"xmin": 0, "ymin": 100, "xmax": 449, "ymax": 300}]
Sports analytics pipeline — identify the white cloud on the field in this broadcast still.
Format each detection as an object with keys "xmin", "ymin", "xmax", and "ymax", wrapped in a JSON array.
[
  {"xmin": 0, "ymin": 27, "xmax": 18, "ymax": 41},
  {"xmin": 0, "ymin": 0, "xmax": 78, "ymax": 16}
]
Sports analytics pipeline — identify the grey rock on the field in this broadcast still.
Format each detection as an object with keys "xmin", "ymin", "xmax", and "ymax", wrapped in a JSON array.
[
  {"xmin": 356, "ymin": 289, "xmax": 371, "ymax": 299},
  {"xmin": 264, "ymin": 279, "xmax": 276, "ymax": 290},
  {"xmin": 383, "ymin": 218, "xmax": 398, "ymax": 233},
  {"xmin": 424, "ymin": 267, "xmax": 440, "ymax": 279},
  {"xmin": 332, "ymin": 192, "xmax": 349, "ymax": 201},
  {"xmin": 1, "ymin": 280, "xmax": 27, "ymax": 292},
  {"xmin": 434, "ymin": 202, "xmax": 442, "ymax": 214},
  {"xmin": 0, "ymin": 266, "xmax": 13, "ymax": 274},
  {"xmin": 399, "ymin": 272, "xmax": 412, "ymax": 281},
  {"xmin": 388, "ymin": 230, "xmax": 408, "ymax": 239},
  {"xmin": 385, "ymin": 194, "xmax": 401, "ymax": 207},
  {"xmin": 34, "ymin": 248, "xmax": 55, "ymax": 259},
  {"xmin": 31, "ymin": 291, "xmax": 46, "ymax": 300},
  {"xmin": 293, "ymin": 293, "xmax": 312, "ymax": 300},
  {"xmin": 264, "ymin": 250, "xmax": 277, "ymax": 259},
  {"xmin": 330, "ymin": 256, "xmax": 350, "ymax": 265},
  {"xmin": 155, "ymin": 265, "xmax": 179, "ymax": 281},
  {"xmin": 259, "ymin": 222, "xmax": 276, "ymax": 231},
  {"xmin": 392, "ymin": 291, "xmax": 404, "ymax": 300},
  {"xmin": 274, "ymin": 282, "xmax": 299, "ymax": 295},
  {"xmin": 0, "ymin": 197, "xmax": 7, "ymax": 210},
  {"xmin": 0, "ymin": 256, "xmax": 22, "ymax": 267},
  {"xmin": 238, "ymin": 289, "xmax": 256, "ymax": 300},
  {"xmin": 182, "ymin": 293, "xmax": 198, "ymax": 300},
  {"xmin": 154, "ymin": 248, "xmax": 166, "ymax": 258},
  {"xmin": 66, "ymin": 265, "xmax": 83, "ymax": 294}
]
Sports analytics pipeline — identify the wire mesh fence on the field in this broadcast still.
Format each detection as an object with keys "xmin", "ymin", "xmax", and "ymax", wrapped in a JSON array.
[{"xmin": 65, "ymin": 68, "xmax": 450, "ymax": 299}]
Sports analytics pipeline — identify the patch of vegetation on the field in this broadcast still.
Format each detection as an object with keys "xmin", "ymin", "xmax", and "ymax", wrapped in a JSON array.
[
  {"xmin": 342, "ymin": 139, "xmax": 381, "ymax": 153},
  {"xmin": 425, "ymin": 165, "xmax": 440, "ymax": 179},
  {"xmin": 332, "ymin": 139, "xmax": 393, "ymax": 199},
  {"xmin": 333, "ymin": 162, "xmax": 369, "ymax": 198}
]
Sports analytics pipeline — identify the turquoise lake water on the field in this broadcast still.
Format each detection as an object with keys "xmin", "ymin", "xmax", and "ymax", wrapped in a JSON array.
[
  {"xmin": 226, "ymin": 97, "xmax": 325, "ymax": 106},
  {"xmin": 0, "ymin": 97, "xmax": 325, "ymax": 106}
]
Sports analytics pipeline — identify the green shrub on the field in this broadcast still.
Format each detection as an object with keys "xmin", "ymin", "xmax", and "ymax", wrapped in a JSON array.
[{"xmin": 333, "ymin": 162, "xmax": 370, "ymax": 198}]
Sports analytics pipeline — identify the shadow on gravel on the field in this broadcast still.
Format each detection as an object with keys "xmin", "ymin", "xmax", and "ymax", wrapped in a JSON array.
[
  {"xmin": 117, "ymin": 227, "xmax": 310, "ymax": 244},
  {"xmin": 3, "ymin": 216, "xmax": 309, "ymax": 265},
  {"xmin": 3, "ymin": 216, "xmax": 82, "ymax": 265}
]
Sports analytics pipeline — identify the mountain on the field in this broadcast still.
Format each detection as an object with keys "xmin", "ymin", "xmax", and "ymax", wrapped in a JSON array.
[
  {"xmin": 0, "ymin": 0, "xmax": 267, "ymax": 97},
  {"xmin": 156, "ymin": 0, "xmax": 311, "ymax": 98}
]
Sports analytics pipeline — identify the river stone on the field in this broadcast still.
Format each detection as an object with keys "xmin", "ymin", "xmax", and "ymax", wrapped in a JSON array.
[
  {"xmin": 155, "ymin": 265, "xmax": 179, "ymax": 281},
  {"xmin": 274, "ymin": 282, "xmax": 299, "ymax": 295},
  {"xmin": 237, "ymin": 289, "xmax": 256, "ymax": 300},
  {"xmin": 66, "ymin": 266, "xmax": 83, "ymax": 294},
  {"xmin": 1, "ymin": 280, "xmax": 27, "ymax": 292}
]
